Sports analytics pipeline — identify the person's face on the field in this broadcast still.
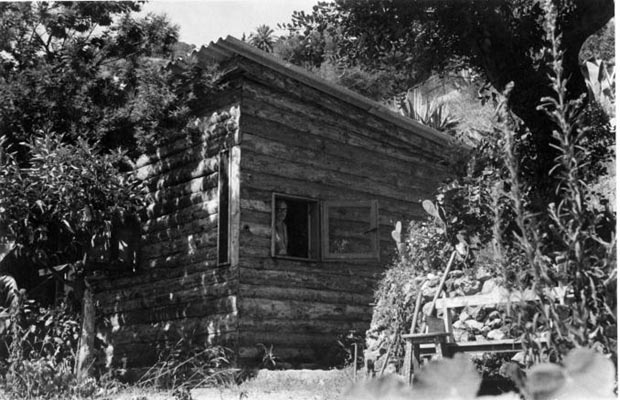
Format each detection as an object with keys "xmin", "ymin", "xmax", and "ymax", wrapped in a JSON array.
[{"xmin": 276, "ymin": 202, "xmax": 287, "ymax": 223}]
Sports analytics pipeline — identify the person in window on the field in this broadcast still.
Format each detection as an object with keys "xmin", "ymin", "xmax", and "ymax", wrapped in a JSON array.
[{"xmin": 274, "ymin": 200, "xmax": 288, "ymax": 255}]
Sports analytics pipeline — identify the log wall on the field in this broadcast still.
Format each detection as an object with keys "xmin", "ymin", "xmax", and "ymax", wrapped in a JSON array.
[
  {"xmin": 234, "ymin": 59, "xmax": 451, "ymax": 366},
  {"xmin": 91, "ymin": 103, "xmax": 242, "ymax": 378}
]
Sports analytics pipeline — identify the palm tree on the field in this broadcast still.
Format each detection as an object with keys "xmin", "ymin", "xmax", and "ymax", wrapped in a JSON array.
[
  {"xmin": 396, "ymin": 89, "xmax": 460, "ymax": 134},
  {"xmin": 249, "ymin": 25, "xmax": 275, "ymax": 53}
]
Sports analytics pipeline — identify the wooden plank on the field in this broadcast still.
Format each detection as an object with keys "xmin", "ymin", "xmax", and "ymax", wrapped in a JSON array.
[
  {"xmin": 239, "ymin": 254, "xmax": 382, "ymax": 277},
  {"xmin": 141, "ymin": 216, "xmax": 216, "ymax": 244},
  {"xmin": 242, "ymin": 152, "xmax": 417, "ymax": 201},
  {"xmin": 238, "ymin": 297, "xmax": 372, "ymax": 322},
  {"xmin": 218, "ymin": 47, "xmax": 451, "ymax": 149},
  {"xmin": 136, "ymin": 142, "xmax": 220, "ymax": 181},
  {"xmin": 92, "ymin": 262, "xmax": 235, "ymax": 292},
  {"xmin": 241, "ymin": 114, "xmax": 448, "ymax": 182},
  {"xmin": 239, "ymin": 268, "xmax": 376, "ymax": 296},
  {"xmin": 139, "ymin": 246, "xmax": 218, "ymax": 269},
  {"xmin": 142, "ymin": 200, "xmax": 218, "ymax": 233},
  {"xmin": 145, "ymin": 176, "xmax": 218, "ymax": 207},
  {"xmin": 135, "ymin": 103, "xmax": 241, "ymax": 169},
  {"xmin": 103, "ymin": 295, "xmax": 237, "ymax": 324},
  {"xmin": 241, "ymin": 92, "xmax": 446, "ymax": 168},
  {"xmin": 230, "ymin": 145, "xmax": 241, "ymax": 266},
  {"xmin": 140, "ymin": 231, "xmax": 216, "ymax": 260},
  {"xmin": 238, "ymin": 283, "xmax": 372, "ymax": 306},
  {"xmin": 98, "ymin": 282, "xmax": 235, "ymax": 314},
  {"xmin": 238, "ymin": 317, "xmax": 369, "ymax": 335},
  {"xmin": 240, "ymin": 132, "xmax": 443, "ymax": 192},
  {"xmin": 143, "ymin": 158, "xmax": 220, "ymax": 193},
  {"xmin": 241, "ymin": 80, "xmax": 446, "ymax": 159},
  {"xmin": 237, "ymin": 331, "xmax": 340, "ymax": 348},
  {"xmin": 435, "ymin": 289, "xmax": 539, "ymax": 309},
  {"xmin": 108, "ymin": 313, "xmax": 238, "ymax": 346}
]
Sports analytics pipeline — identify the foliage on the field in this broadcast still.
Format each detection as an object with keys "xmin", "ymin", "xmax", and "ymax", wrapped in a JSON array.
[
  {"xmin": 579, "ymin": 18, "xmax": 615, "ymax": 63},
  {"xmin": 369, "ymin": 0, "xmax": 615, "ymax": 376},
  {"xmin": 0, "ymin": 2, "xmax": 179, "ymax": 161},
  {"xmin": 0, "ymin": 293, "xmax": 82, "ymax": 400},
  {"xmin": 0, "ymin": 134, "xmax": 144, "ymax": 272},
  {"xmin": 494, "ymin": 1, "xmax": 616, "ymax": 363},
  {"xmin": 580, "ymin": 58, "xmax": 615, "ymax": 118},
  {"xmin": 248, "ymin": 25, "xmax": 276, "ymax": 53},
  {"xmin": 370, "ymin": 221, "xmax": 450, "ymax": 342},
  {"xmin": 0, "ymin": 2, "xmax": 218, "ymax": 290},
  {"xmin": 279, "ymin": 1, "xmax": 614, "ymax": 210},
  {"xmin": 138, "ymin": 338, "xmax": 236, "ymax": 391},
  {"xmin": 335, "ymin": 331, "xmax": 365, "ymax": 369},
  {"xmin": 348, "ymin": 347, "xmax": 616, "ymax": 400},
  {"xmin": 394, "ymin": 89, "xmax": 460, "ymax": 134}
]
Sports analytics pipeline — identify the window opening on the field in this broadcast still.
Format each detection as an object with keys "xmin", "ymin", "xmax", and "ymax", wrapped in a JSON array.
[
  {"xmin": 272, "ymin": 194, "xmax": 319, "ymax": 260},
  {"xmin": 217, "ymin": 150, "xmax": 230, "ymax": 264}
]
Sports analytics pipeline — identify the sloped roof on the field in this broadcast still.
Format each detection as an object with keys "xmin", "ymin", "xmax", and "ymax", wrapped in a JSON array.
[{"xmin": 195, "ymin": 36, "xmax": 453, "ymax": 147}]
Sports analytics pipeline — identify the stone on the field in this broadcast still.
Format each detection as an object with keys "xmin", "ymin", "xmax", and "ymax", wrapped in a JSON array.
[
  {"xmin": 487, "ymin": 329, "xmax": 506, "ymax": 340},
  {"xmin": 487, "ymin": 318, "xmax": 503, "ymax": 330},
  {"xmin": 453, "ymin": 320, "xmax": 467, "ymax": 330},
  {"xmin": 454, "ymin": 277, "xmax": 482, "ymax": 295},
  {"xmin": 459, "ymin": 309, "xmax": 471, "ymax": 322},
  {"xmin": 465, "ymin": 306, "xmax": 486, "ymax": 322},
  {"xmin": 481, "ymin": 278, "xmax": 499, "ymax": 294},
  {"xmin": 476, "ymin": 268, "xmax": 493, "ymax": 282},
  {"xmin": 421, "ymin": 286, "xmax": 436, "ymax": 301},
  {"xmin": 511, "ymin": 351, "xmax": 526, "ymax": 365},
  {"xmin": 452, "ymin": 328, "xmax": 469, "ymax": 342},
  {"xmin": 487, "ymin": 310, "xmax": 501, "ymax": 321},
  {"xmin": 448, "ymin": 270, "xmax": 464, "ymax": 279},
  {"xmin": 464, "ymin": 320, "xmax": 484, "ymax": 332},
  {"xmin": 475, "ymin": 335, "xmax": 486, "ymax": 342}
]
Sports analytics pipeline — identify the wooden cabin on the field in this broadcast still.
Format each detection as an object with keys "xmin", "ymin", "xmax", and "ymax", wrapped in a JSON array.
[{"xmin": 92, "ymin": 36, "xmax": 454, "ymax": 375}]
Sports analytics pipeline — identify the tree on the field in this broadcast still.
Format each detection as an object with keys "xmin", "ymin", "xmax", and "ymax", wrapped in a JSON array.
[
  {"xmin": 0, "ymin": 2, "xmax": 179, "ymax": 163},
  {"xmin": 278, "ymin": 0, "xmax": 614, "ymax": 210},
  {"xmin": 0, "ymin": 1, "xmax": 223, "ymax": 380},
  {"xmin": 249, "ymin": 24, "xmax": 276, "ymax": 53}
]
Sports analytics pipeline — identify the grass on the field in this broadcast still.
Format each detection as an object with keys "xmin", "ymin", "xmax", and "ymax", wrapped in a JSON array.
[{"xmin": 104, "ymin": 366, "xmax": 357, "ymax": 400}]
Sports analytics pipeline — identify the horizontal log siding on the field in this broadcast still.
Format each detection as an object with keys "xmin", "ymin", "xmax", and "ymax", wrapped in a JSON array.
[
  {"xmin": 236, "ymin": 75, "xmax": 449, "ymax": 366},
  {"xmin": 93, "ymin": 104, "xmax": 241, "ymax": 373}
]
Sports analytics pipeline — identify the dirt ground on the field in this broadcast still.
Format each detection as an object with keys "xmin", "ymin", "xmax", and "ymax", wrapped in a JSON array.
[{"xmin": 112, "ymin": 368, "xmax": 355, "ymax": 400}]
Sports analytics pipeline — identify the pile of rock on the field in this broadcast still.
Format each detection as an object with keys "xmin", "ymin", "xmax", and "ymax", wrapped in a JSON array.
[
  {"xmin": 421, "ymin": 269, "xmax": 512, "ymax": 342},
  {"xmin": 364, "ymin": 269, "xmax": 514, "ymax": 373}
]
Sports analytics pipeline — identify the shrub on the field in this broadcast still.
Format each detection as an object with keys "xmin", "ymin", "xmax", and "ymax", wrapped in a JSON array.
[
  {"xmin": 368, "ymin": 0, "xmax": 615, "ymax": 374},
  {"xmin": 0, "ymin": 294, "xmax": 82, "ymax": 399}
]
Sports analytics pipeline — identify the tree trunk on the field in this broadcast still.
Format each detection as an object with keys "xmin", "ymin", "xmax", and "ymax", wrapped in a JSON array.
[{"xmin": 75, "ymin": 281, "xmax": 95, "ymax": 382}]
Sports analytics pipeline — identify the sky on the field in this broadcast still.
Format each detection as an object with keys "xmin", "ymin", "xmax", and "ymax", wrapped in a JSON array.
[{"xmin": 140, "ymin": 1, "xmax": 318, "ymax": 48}]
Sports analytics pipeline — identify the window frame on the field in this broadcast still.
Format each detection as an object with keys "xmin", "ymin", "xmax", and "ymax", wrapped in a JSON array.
[
  {"xmin": 321, "ymin": 200, "xmax": 379, "ymax": 261},
  {"xmin": 270, "ymin": 193, "xmax": 320, "ymax": 261},
  {"xmin": 217, "ymin": 149, "xmax": 231, "ymax": 265}
]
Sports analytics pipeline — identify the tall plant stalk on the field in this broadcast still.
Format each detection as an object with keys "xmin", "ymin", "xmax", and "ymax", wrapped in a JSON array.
[{"xmin": 496, "ymin": 0, "xmax": 616, "ymax": 363}]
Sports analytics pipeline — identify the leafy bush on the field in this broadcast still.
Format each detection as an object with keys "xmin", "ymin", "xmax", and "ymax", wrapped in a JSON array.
[
  {"xmin": 0, "ymin": 295, "xmax": 82, "ymax": 399},
  {"xmin": 369, "ymin": 0, "xmax": 615, "ymax": 374}
]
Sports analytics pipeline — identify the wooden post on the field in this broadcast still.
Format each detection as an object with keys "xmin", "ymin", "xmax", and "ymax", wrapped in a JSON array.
[
  {"xmin": 75, "ymin": 281, "xmax": 95, "ymax": 382},
  {"xmin": 402, "ymin": 279, "xmax": 427, "ymax": 383},
  {"xmin": 353, "ymin": 343, "xmax": 358, "ymax": 382},
  {"xmin": 428, "ymin": 251, "xmax": 457, "ymax": 316}
]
